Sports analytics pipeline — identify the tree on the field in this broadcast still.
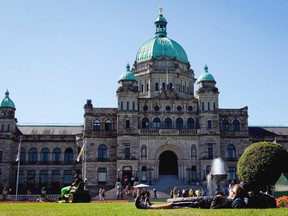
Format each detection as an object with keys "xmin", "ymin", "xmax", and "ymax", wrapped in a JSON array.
[{"xmin": 237, "ymin": 141, "xmax": 288, "ymax": 191}]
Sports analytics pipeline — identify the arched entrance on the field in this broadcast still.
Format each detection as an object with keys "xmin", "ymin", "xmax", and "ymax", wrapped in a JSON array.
[{"xmin": 159, "ymin": 151, "xmax": 178, "ymax": 175}]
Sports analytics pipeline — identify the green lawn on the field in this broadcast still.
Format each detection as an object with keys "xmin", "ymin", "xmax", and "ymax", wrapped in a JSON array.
[{"xmin": 1, "ymin": 202, "xmax": 288, "ymax": 216}]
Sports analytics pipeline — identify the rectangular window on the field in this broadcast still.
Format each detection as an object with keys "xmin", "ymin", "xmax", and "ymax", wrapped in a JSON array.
[
  {"xmin": 51, "ymin": 170, "xmax": 60, "ymax": 184},
  {"xmin": 127, "ymin": 101, "xmax": 129, "ymax": 110},
  {"xmin": 98, "ymin": 167, "xmax": 107, "ymax": 183},
  {"xmin": 27, "ymin": 170, "xmax": 36, "ymax": 184},
  {"xmin": 63, "ymin": 170, "xmax": 73, "ymax": 185},
  {"xmin": 213, "ymin": 102, "xmax": 216, "ymax": 110},
  {"xmin": 39, "ymin": 170, "xmax": 48, "ymax": 185},
  {"xmin": 121, "ymin": 102, "xmax": 123, "ymax": 110},
  {"xmin": 125, "ymin": 148, "xmax": 130, "ymax": 159},
  {"xmin": 133, "ymin": 102, "xmax": 135, "ymax": 110},
  {"xmin": 227, "ymin": 167, "xmax": 236, "ymax": 181},
  {"xmin": 0, "ymin": 151, "xmax": 2, "ymax": 162},
  {"xmin": 202, "ymin": 102, "xmax": 205, "ymax": 111},
  {"xmin": 208, "ymin": 120, "xmax": 212, "ymax": 129},
  {"xmin": 19, "ymin": 170, "xmax": 25, "ymax": 184},
  {"xmin": 126, "ymin": 120, "xmax": 130, "ymax": 129},
  {"xmin": 208, "ymin": 143, "xmax": 213, "ymax": 159},
  {"xmin": 208, "ymin": 102, "xmax": 210, "ymax": 111}
]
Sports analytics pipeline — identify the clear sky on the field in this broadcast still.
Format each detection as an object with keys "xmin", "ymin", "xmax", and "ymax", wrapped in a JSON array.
[{"xmin": 0, "ymin": 0, "xmax": 287, "ymax": 126}]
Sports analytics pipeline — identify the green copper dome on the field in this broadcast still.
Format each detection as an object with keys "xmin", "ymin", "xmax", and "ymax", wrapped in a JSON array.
[
  {"xmin": 197, "ymin": 65, "xmax": 215, "ymax": 82},
  {"xmin": 0, "ymin": 90, "xmax": 16, "ymax": 109},
  {"xmin": 136, "ymin": 10, "xmax": 188, "ymax": 63},
  {"xmin": 119, "ymin": 64, "xmax": 136, "ymax": 81}
]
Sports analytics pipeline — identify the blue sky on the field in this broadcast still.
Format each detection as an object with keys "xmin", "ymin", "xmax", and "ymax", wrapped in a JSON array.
[{"xmin": 0, "ymin": 0, "xmax": 287, "ymax": 126}]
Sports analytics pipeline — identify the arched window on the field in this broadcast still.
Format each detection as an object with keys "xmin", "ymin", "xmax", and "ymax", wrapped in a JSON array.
[
  {"xmin": 153, "ymin": 118, "xmax": 161, "ymax": 128},
  {"xmin": 141, "ymin": 145, "xmax": 147, "ymax": 159},
  {"xmin": 93, "ymin": 119, "xmax": 101, "ymax": 131},
  {"xmin": 191, "ymin": 144, "xmax": 197, "ymax": 159},
  {"xmin": 155, "ymin": 82, "xmax": 159, "ymax": 91},
  {"xmin": 221, "ymin": 119, "xmax": 229, "ymax": 131},
  {"xmin": 164, "ymin": 118, "xmax": 172, "ymax": 129},
  {"xmin": 40, "ymin": 148, "xmax": 49, "ymax": 162},
  {"xmin": 105, "ymin": 119, "xmax": 113, "ymax": 131},
  {"xmin": 227, "ymin": 144, "xmax": 236, "ymax": 159},
  {"xmin": 98, "ymin": 144, "xmax": 107, "ymax": 159},
  {"xmin": 28, "ymin": 148, "xmax": 37, "ymax": 163},
  {"xmin": 187, "ymin": 118, "xmax": 195, "ymax": 129},
  {"xmin": 232, "ymin": 120, "xmax": 240, "ymax": 131},
  {"xmin": 176, "ymin": 118, "xmax": 183, "ymax": 129},
  {"xmin": 20, "ymin": 148, "xmax": 26, "ymax": 162},
  {"xmin": 53, "ymin": 148, "xmax": 61, "ymax": 162},
  {"xmin": 64, "ymin": 148, "xmax": 73, "ymax": 162},
  {"xmin": 142, "ymin": 118, "xmax": 149, "ymax": 128}
]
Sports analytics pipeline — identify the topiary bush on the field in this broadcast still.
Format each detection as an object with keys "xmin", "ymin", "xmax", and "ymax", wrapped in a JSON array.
[{"xmin": 237, "ymin": 141, "xmax": 288, "ymax": 191}]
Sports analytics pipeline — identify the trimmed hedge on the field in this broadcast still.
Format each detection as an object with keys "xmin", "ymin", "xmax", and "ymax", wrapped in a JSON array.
[{"xmin": 237, "ymin": 142, "xmax": 288, "ymax": 189}]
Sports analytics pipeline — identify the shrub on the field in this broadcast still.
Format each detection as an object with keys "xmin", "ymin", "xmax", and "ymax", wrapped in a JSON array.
[
  {"xmin": 276, "ymin": 196, "xmax": 288, "ymax": 208},
  {"xmin": 237, "ymin": 142, "xmax": 288, "ymax": 190}
]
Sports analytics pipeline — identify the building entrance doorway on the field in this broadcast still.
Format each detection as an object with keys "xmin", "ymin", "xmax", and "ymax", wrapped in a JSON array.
[{"xmin": 159, "ymin": 151, "xmax": 178, "ymax": 175}]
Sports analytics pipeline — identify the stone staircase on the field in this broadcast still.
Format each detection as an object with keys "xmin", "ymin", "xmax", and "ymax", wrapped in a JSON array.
[{"xmin": 92, "ymin": 175, "xmax": 191, "ymax": 200}]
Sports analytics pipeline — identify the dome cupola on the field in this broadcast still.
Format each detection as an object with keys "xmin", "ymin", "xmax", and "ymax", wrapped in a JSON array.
[
  {"xmin": 119, "ymin": 63, "xmax": 136, "ymax": 81},
  {"xmin": 135, "ymin": 6, "xmax": 188, "ymax": 63},
  {"xmin": 0, "ymin": 90, "xmax": 15, "ymax": 109},
  {"xmin": 197, "ymin": 64, "xmax": 216, "ymax": 83}
]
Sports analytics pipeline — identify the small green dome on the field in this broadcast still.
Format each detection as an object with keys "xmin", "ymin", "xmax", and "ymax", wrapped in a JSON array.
[
  {"xmin": 197, "ymin": 65, "xmax": 215, "ymax": 82},
  {"xmin": 136, "ymin": 10, "xmax": 188, "ymax": 63},
  {"xmin": 0, "ymin": 90, "xmax": 16, "ymax": 109},
  {"xmin": 119, "ymin": 64, "xmax": 136, "ymax": 81}
]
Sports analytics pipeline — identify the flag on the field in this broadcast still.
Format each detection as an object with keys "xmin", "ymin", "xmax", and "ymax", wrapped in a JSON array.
[
  {"xmin": 15, "ymin": 141, "xmax": 21, "ymax": 162},
  {"xmin": 77, "ymin": 143, "xmax": 86, "ymax": 162}
]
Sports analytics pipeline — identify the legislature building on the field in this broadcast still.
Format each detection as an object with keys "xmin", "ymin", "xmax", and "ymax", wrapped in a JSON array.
[{"xmin": 0, "ymin": 9, "xmax": 287, "ymax": 196}]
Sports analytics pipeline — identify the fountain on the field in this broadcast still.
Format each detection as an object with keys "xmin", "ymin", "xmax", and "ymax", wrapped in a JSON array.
[{"xmin": 207, "ymin": 157, "xmax": 228, "ymax": 196}]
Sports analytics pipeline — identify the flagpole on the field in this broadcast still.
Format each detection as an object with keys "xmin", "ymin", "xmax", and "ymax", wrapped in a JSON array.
[{"xmin": 15, "ymin": 137, "xmax": 22, "ymax": 201}]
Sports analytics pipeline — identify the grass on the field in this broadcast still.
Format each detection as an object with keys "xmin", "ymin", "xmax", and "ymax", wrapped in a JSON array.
[{"xmin": 1, "ymin": 202, "xmax": 288, "ymax": 216}]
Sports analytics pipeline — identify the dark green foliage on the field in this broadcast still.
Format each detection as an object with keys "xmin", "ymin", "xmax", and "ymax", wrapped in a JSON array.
[{"xmin": 237, "ymin": 142, "xmax": 288, "ymax": 188}]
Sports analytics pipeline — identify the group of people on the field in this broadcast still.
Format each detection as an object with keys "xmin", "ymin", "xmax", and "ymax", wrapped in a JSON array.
[
  {"xmin": 135, "ymin": 180, "xmax": 277, "ymax": 209},
  {"xmin": 170, "ymin": 186, "xmax": 206, "ymax": 198}
]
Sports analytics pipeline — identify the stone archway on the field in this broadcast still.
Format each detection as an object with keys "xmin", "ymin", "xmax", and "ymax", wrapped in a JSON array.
[{"xmin": 159, "ymin": 150, "xmax": 178, "ymax": 175}]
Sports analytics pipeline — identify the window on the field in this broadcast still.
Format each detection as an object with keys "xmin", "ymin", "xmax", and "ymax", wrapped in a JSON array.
[
  {"xmin": 63, "ymin": 170, "xmax": 73, "ymax": 185},
  {"xmin": 187, "ymin": 118, "xmax": 195, "ymax": 129},
  {"xmin": 28, "ymin": 148, "xmax": 37, "ymax": 163},
  {"xmin": 191, "ymin": 166, "xmax": 197, "ymax": 181},
  {"xmin": 153, "ymin": 118, "xmax": 161, "ymax": 128},
  {"xmin": 64, "ymin": 148, "xmax": 73, "ymax": 162},
  {"xmin": 208, "ymin": 143, "xmax": 213, "ymax": 159},
  {"xmin": 133, "ymin": 102, "xmax": 135, "ymax": 110},
  {"xmin": 40, "ymin": 148, "xmax": 49, "ymax": 162},
  {"xmin": 227, "ymin": 167, "xmax": 236, "ymax": 181},
  {"xmin": 120, "ymin": 101, "xmax": 123, "ymax": 110},
  {"xmin": 98, "ymin": 168, "xmax": 107, "ymax": 184},
  {"xmin": 125, "ymin": 148, "xmax": 130, "ymax": 159},
  {"xmin": 166, "ymin": 106, "xmax": 171, "ymax": 111},
  {"xmin": 221, "ymin": 120, "xmax": 229, "ymax": 131},
  {"xmin": 188, "ymin": 106, "xmax": 193, "ymax": 111},
  {"xmin": 39, "ymin": 170, "xmax": 48, "ymax": 185},
  {"xmin": 0, "ymin": 151, "xmax": 2, "ymax": 162},
  {"xmin": 154, "ymin": 105, "xmax": 159, "ymax": 111},
  {"xmin": 146, "ymin": 83, "xmax": 149, "ymax": 91},
  {"xmin": 27, "ymin": 170, "xmax": 36, "ymax": 184},
  {"xmin": 176, "ymin": 118, "xmax": 183, "ymax": 129},
  {"xmin": 98, "ymin": 144, "xmax": 107, "ymax": 159},
  {"xmin": 142, "ymin": 118, "xmax": 149, "ymax": 128},
  {"xmin": 93, "ymin": 119, "xmax": 101, "ymax": 131},
  {"xmin": 208, "ymin": 120, "xmax": 212, "ymax": 129},
  {"xmin": 20, "ymin": 148, "xmax": 26, "ymax": 162},
  {"xmin": 126, "ymin": 120, "xmax": 130, "ymax": 129},
  {"xmin": 51, "ymin": 170, "xmax": 60, "ymax": 185},
  {"xmin": 143, "ymin": 105, "xmax": 148, "ymax": 111},
  {"xmin": 155, "ymin": 82, "xmax": 159, "ymax": 91},
  {"xmin": 213, "ymin": 102, "xmax": 216, "ymax": 110},
  {"xmin": 227, "ymin": 144, "xmax": 236, "ymax": 159},
  {"xmin": 232, "ymin": 120, "xmax": 240, "ymax": 131},
  {"xmin": 19, "ymin": 170, "xmax": 24, "ymax": 185},
  {"xmin": 52, "ymin": 148, "xmax": 61, "ymax": 163},
  {"xmin": 127, "ymin": 101, "xmax": 129, "ymax": 110},
  {"xmin": 202, "ymin": 102, "xmax": 205, "ymax": 111},
  {"xmin": 162, "ymin": 83, "xmax": 165, "ymax": 90},
  {"xmin": 105, "ymin": 120, "xmax": 113, "ymax": 131},
  {"xmin": 164, "ymin": 118, "xmax": 172, "ymax": 128},
  {"xmin": 208, "ymin": 102, "xmax": 210, "ymax": 111},
  {"xmin": 177, "ymin": 106, "xmax": 182, "ymax": 111},
  {"xmin": 141, "ymin": 84, "xmax": 144, "ymax": 92}
]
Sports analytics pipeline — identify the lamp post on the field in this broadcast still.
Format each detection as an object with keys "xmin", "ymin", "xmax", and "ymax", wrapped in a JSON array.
[
  {"xmin": 147, "ymin": 168, "xmax": 153, "ymax": 185},
  {"xmin": 135, "ymin": 168, "xmax": 138, "ymax": 179},
  {"xmin": 117, "ymin": 168, "xmax": 120, "ymax": 181}
]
